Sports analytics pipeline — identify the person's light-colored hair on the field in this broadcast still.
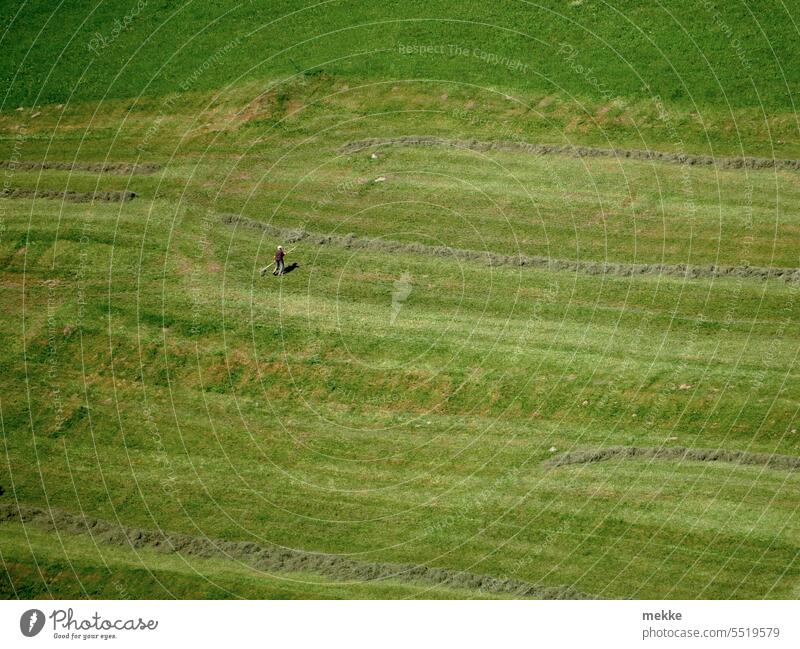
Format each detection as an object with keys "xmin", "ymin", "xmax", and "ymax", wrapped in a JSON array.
[{"xmin": 277, "ymin": 245, "xmax": 283, "ymax": 250}]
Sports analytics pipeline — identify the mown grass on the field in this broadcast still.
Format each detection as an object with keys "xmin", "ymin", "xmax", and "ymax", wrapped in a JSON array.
[
  {"xmin": 5, "ymin": 80, "xmax": 800, "ymax": 270},
  {"xmin": 2, "ymin": 179, "xmax": 799, "ymax": 597}
]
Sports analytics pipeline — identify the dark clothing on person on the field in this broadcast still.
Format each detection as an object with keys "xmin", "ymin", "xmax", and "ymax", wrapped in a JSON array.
[{"xmin": 274, "ymin": 248, "xmax": 286, "ymax": 275}]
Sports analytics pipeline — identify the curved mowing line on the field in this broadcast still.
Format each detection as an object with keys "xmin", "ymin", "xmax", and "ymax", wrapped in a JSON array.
[
  {"xmin": 1, "ymin": 188, "xmax": 135, "ymax": 202},
  {"xmin": 545, "ymin": 446, "xmax": 800, "ymax": 471},
  {"xmin": 0, "ymin": 504, "xmax": 590, "ymax": 599},
  {"xmin": 221, "ymin": 214, "xmax": 800, "ymax": 284},
  {"xmin": 0, "ymin": 160, "xmax": 161, "ymax": 174},
  {"xmin": 341, "ymin": 136, "xmax": 800, "ymax": 172}
]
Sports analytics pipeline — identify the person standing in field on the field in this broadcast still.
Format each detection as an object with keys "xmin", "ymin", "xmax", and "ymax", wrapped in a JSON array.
[{"xmin": 273, "ymin": 245, "xmax": 286, "ymax": 276}]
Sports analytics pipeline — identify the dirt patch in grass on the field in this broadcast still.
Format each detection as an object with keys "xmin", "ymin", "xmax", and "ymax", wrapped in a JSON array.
[
  {"xmin": 0, "ymin": 160, "xmax": 160, "ymax": 174},
  {"xmin": 0, "ymin": 504, "xmax": 590, "ymax": 599},
  {"xmin": 341, "ymin": 136, "xmax": 800, "ymax": 172},
  {"xmin": 545, "ymin": 446, "xmax": 800, "ymax": 471},
  {"xmin": 1, "ymin": 188, "xmax": 136, "ymax": 202},
  {"xmin": 221, "ymin": 214, "xmax": 800, "ymax": 284}
]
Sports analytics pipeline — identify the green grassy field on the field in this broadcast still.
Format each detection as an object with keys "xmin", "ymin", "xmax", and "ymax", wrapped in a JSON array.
[
  {"xmin": 2, "ymin": 1, "xmax": 800, "ymax": 599},
  {"xmin": 3, "ymin": 0, "xmax": 798, "ymax": 111}
]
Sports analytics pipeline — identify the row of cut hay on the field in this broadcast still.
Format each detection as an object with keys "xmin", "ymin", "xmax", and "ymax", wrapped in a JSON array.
[
  {"xmin": 0, "ymin": 160, "xmax": 160, "ymax": 174},
  {"xmin": 545, "ymin": 446, "xmax": 800, "ymax": 471},
  {"xmin": 341, "ymin": 136, "xmax": 800, "ymax": 172},
  {"xmin": 221, "ymin": 214, "xmax": 800, "ymax": 283},
  {"xmin": 1, "ymin": 188, "xmax": 136, "ymax": 202},
  {"xmin": 0, "ymin": 504, "xmax": 590, "ymax": 599}
]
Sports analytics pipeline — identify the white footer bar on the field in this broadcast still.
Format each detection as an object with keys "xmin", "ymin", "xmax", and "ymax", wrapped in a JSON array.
[{"xmin": 1, "ymin": 600, "xmax": 795, "ymax": 648}]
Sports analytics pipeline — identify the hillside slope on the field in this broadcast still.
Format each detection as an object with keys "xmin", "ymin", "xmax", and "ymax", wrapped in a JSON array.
[{"xmin": 1, "ymin": 2, "xmax": 799, "ymax": 600}]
